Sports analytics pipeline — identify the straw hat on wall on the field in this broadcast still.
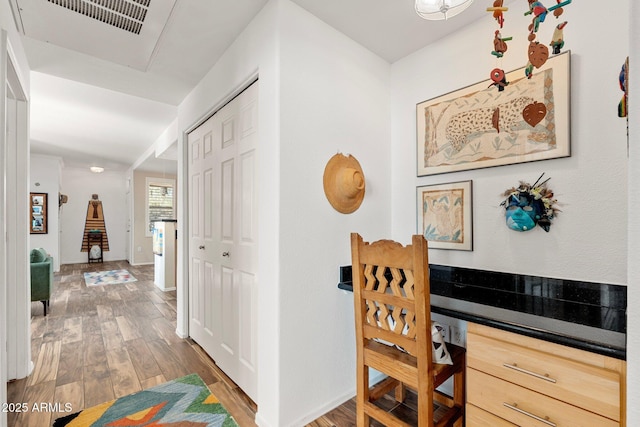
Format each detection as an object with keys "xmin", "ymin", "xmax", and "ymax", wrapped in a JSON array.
[{"xmin": 323, "ymin": 153, "xmax": 365, "ymax": 214}]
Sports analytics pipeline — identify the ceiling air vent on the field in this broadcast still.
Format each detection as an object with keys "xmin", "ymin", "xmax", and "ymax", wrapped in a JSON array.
[{"xmin": 47, "ymin": 0, "xmax": 150, "ymax": 34}]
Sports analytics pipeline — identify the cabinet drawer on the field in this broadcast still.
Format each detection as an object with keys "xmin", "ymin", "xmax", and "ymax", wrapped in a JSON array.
[
  {"xmin": 467, "ymin": 403, "xmax": 516, "ymax": 426},
  {"xmin": 468, "ymin": 369, "xmax": 618, "ymax": 427},
  {"xmin": 467, "ymin": 329, "xmax": 621, "ymax": 420}
]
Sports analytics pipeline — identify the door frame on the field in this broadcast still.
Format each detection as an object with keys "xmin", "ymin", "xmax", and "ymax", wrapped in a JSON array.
[
  {"xmin": 1, "ymin": 30, "xmax": 31, "ymax": 427},
  {"xmin": 176, "ymin": 72, "xmax": 258, "ymax": 340}
]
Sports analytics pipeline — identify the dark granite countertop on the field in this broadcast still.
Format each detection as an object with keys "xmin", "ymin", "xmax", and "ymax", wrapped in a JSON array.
[{"xmin": 338, "ymin": 264, "xmax": 626, "ymax": 360}]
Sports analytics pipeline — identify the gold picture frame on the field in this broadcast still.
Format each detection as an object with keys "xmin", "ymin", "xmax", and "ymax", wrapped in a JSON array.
[
  {"xmin": 417, "ymin": 180, "xmax": 473, "ymax": 251},
  {"xmin": 30, "ymin": 192, "xmax": 48, "ymax": 234},
  {"xmin": 416, "ymin": 51, "xmax": 570, "ymax": 176}
]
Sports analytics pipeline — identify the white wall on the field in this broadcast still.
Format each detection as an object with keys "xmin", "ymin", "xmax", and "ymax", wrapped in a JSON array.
[
  {"xmin": 177, "ymin": 1, "xmax": 281, "ymax": 424},
  {"xmin": 277, "ymin": 2, "xmax": 391, "ymax": 425},
  {"xmin": 60, "ymin": 168, "xmax": 128, "ymax": 264},
  {"xmin": 626, "ymin": 2, "xmax": 639, "ymax": 425},
  {"xmin": 177, "ymin": 1, "xmax": 390, "ymax": 425},
  {"xmin": 392, "ymin": 0, "xmax": 635, "ymax": 421},
  {"xmin": 154, "ymin": 118, "xmax": 178, "ymax": 158},
  {"xmin": 391, "ymin": 0, "xmax": 628, "ymax": 284},
  {"xmin": 29, "ymin": 154, "xmax": 62, "ymax": 271}
]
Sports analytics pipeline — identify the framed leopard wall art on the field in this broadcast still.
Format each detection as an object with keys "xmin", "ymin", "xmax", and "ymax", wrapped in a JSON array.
[{"xmin": 416, "ymin": 51, "xmax": 570, "ymax": 176}]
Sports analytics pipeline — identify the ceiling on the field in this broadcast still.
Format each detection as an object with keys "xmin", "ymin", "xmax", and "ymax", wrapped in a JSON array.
[{"xmin": 12, "ymin": 0, "xmax": 494, "ymax": 173}]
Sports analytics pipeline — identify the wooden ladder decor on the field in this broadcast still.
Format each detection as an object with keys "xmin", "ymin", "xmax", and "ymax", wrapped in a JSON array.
[{"xmin": 81, "ymin": 194, "xmax": 110, "ymax": 253}]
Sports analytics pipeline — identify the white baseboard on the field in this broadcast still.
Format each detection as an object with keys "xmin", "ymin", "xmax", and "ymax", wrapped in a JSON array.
[
  {"xmin": 254, "ymin": 412, "xmax": 269, "ymax": 427},
  {"xmin": 256, "ymin": 371, "xmax": 385, "ymax": 427},
  {"xmin": 174, "ymin": 327, "xmax": 188, "ymax": 339},
  {"xmin": 288, "ymin": 390, "xmax": 356, "ymax": 427},
  {"xmin": 254, "ymin": 371, "xmax": 386, "ymax": 427}
]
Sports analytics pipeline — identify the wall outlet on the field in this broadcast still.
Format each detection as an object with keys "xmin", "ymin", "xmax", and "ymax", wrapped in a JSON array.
[
  {"xmin": 450, "ymin": 326, "xmax": 465, "ymax": 347},
  {"xmin": 137, "ymin": 246, "xmax": 142, "ymax": 252}
]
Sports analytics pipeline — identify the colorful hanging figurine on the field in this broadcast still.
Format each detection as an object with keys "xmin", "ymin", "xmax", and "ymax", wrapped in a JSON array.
[
  {"xmin": 618, "ymin": 57, "xmax": 629, "ymax": 118},
  {"xmin": 549, "ymin": 21, "xmax": 568, "ymax": 54},
  {"xmin": 491, "ymin": 30, "xmax": 512, "ymax": 58},
  {"xmin": 487, "ymin": 0, "xmax": 510, "ymax": 91},
  {"xmin": 525, "ymin": 0, "xmax": 571, "ymax": 34},
  {"xmin": 489, "ymin": 68, "xmax": 509, "ymax": 91},
  {"xmin": 525, "ymin": 1, "xmax": 549, "ymax": 34},
  {"xmin": 487, "ymin": 0, "xmax": 509, "ymax": 28},
  {"xmin": 525, "ymin": 41, "xmax": 549, "ymax": 78},
  {"xmin": 552, "ymin": 0, "xmax": 568, "ymax": 18},
  {"xmin": 521, "ymin": 0, "xmax": 572, "ymax": 79},
  {"xmin": 500, "ymin": 173, "xmax": 559, "ymax": 232}
]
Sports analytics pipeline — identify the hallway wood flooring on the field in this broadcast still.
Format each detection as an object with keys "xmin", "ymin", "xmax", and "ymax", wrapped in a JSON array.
[
  {"xmin": 6, "ymin": 261, "xmax": 257, "ymax": 427},
  {"xmin": 6, "ymin": 261, "xmax": 420, "ymax": 426}
]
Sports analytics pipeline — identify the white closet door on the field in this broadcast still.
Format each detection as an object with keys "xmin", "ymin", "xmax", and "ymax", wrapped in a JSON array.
[{"xmin": 188, "ymin": 81, "xmax": 258, "ymax": 400}]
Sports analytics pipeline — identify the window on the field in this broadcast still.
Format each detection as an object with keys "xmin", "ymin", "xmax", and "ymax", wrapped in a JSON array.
[{"xmin": 145, "ymin": 177, "xmax": 175, "ymax": 236}]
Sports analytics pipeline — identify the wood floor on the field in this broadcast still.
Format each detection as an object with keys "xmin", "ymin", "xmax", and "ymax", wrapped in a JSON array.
[
  {"xmin": 6, "ymin": 261, "xmax": 257, "ymax": 427},
  {"xmin": 307, "ymin": 392, "xmax": 428, "ymax": 427},
  {"xmin": 6, "ymin": 260, "xmax": 421, "ymax": 427}
]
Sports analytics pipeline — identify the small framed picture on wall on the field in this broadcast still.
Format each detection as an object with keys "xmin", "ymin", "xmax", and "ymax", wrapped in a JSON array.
[
  {"xmin": 416, "ymin": 180, "xmax": 473, "ymax": 251},
  {"xmin": 30, "ymin": 192, "xmax": 48, "ymax": 234}
]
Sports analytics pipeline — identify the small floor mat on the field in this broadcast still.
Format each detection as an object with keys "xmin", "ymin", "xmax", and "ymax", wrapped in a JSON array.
[{"xmin": 83, "ymin": 269, "xmax": 137, "ymax": 286}]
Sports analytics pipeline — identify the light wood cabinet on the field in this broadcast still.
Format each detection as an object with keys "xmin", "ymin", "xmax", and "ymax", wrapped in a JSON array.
[
  {"xmin": 467, "ymin": 403, "xmax": 516, "ymax": 426},
  {"xmin": 466, "ymin": 323, "xmax": 626, "ymax": 426}
]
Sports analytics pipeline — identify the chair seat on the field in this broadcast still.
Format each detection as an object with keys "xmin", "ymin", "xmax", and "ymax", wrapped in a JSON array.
[{"xmin": 364, "ymin": 339, "xmax": 465, "ymax": 392}]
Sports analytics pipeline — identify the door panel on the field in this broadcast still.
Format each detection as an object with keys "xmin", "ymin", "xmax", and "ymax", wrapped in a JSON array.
[
  {"xmin": 221, "ymin": 266, "xmax": 236, "ymax": 355},
  {"xmin": 239, "ymin": 271, "xmax": 256, "ymax": 371},
  {"xmin": 191, "ymin": 257, "xmax": 201, "ymax": 328},
  {"xmin": 204, "ymin": 260, "xmax": 215, "ymax": 335},
  {"xmin": 221, "ymin": 158, "xmax": 234, "ymax": 242},
  {"xmin": 240, "ymin": 151, "xmax": 255, "ymax": 242}
]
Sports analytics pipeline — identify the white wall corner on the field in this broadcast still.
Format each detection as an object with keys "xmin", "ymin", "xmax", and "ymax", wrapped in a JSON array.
[
  {"xmin": 154, "ymin": 118, "xmax": 178, "ymax": 158},
  {"xmin": 626, "ymin": 2, "xmax": 639, "ymax": 425}
]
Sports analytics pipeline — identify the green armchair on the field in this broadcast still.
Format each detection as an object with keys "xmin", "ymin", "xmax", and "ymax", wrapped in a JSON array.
[{"xmin": 30, "ymin": 248, "xmax": 53, "ymax": 316}]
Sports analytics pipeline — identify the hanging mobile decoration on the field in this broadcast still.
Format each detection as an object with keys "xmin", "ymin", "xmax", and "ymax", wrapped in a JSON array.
[
  {"xmin": 491, "ymin": 30, "xmax": 512, "ymax": 58},
  {"xmin": 523, "ymin": 0, "xmax": 572, "ymax": 78},
  {"xmin": 489, "ymin": 68, "xmax": 509, "ymax": 91},
  {"xmin": 487, "ymin": 1, "xmax": 511, "ymax": 90},
  {"xmin": 618, "ymin": 57, "xmax": 629, "ymax": 118},
  {"xmin": 487, "ymin": 0, "xmax": 509, "ymax": 28},
  {"xmin": 500, "ymin": 173, "xmax": 559, "ymax": 232},
  {"xmin": 549, "ymin": 21, "xmax": 568, "ymax": 54},
  {"xmin": 525, "ymin": 42, "xmax": 549, "ymax": 78},
  {"xmin": 619, "ymin": 57, "xmax": 629, "ymax": 156}
]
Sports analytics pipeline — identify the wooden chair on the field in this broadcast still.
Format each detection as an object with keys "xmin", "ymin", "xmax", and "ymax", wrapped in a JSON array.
[{"xmin": 350, "ymin": 233, "xmax": 465, "ymax": 427}]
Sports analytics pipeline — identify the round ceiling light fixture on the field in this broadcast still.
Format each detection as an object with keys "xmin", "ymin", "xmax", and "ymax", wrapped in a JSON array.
[
  {"xmin": 415, "ymin": 0, "xmax": 475, "ymax": 20},
  {"xmin": 90, "ymin": 166, "xmax": 105, "ymax": 173}
]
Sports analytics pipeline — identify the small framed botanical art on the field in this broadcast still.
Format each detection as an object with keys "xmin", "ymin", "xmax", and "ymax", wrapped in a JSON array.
[
  {"xmin": 416, "ymin": 51, "xmax": 570, "ymax": 176},
  {"xmin": 417, "ymin": 180, "xmax": 472, "ymax": 251},
  {"xmin": 30, "ymin": 192, "xmax": 48, "ymax": 234}
]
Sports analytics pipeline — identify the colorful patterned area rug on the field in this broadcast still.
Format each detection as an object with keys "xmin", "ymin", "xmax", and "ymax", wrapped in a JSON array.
[
  {"xmin": 53, "ymin": 374, "xmax": 239, "ymax": 427},
  {"xmin": 84, "ymin": 269, "xmax": 137, "ymax": 286}
]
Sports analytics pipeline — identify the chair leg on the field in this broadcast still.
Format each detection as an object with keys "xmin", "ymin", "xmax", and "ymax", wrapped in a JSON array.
[
  {"xmin": 395, "ymin": 383, "xmax": 406, "ymax": 403},
  {"xmin": 42, "ymin": 300, "xmax": 47, "ymax": 316}
]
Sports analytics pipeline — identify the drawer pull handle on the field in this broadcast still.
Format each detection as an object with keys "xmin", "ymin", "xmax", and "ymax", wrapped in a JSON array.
[
  {"xmin": 503, "ymin": 363, "xmax": 557, "ymax": 383},
  {"xmin": 503, "ymin": 402, "xmax": 556, "ymax": 427}
]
